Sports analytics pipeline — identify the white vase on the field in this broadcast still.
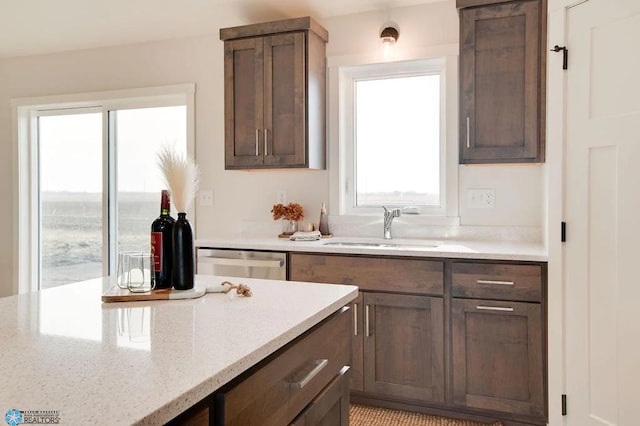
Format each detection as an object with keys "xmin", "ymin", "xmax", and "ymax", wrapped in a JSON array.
[{"xmin": 281, "ymin": 219, "xmax": 298, "ymax": 235}]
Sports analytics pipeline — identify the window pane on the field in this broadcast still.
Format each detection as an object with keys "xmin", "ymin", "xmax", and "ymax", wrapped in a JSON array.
[
  {"xmin": 115, "ymin": 106, "xmax": 187, "ymax": 253},
  {"xmin": 355, "ymin": 75, "xmax": 440, "ymax": 207},
  {"xmin": 39, "ymin": 113, "xmax": 103, "ymax": 289}
]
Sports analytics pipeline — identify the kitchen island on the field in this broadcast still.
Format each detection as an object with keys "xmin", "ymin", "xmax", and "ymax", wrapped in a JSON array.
[{"xmin": 0, "ymin": 275, "xmax": 357, "ymax": 425}]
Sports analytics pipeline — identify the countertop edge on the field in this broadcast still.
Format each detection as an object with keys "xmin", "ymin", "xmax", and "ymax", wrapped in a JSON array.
[{"xmin": 195, "ymin": 237, "xmax": 548, "ymax": 262}]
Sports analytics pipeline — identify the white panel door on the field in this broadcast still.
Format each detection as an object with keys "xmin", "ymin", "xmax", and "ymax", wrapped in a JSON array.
[{"xmin": 565, "ymin": 1, "xmax": 640, "ymax": 425}]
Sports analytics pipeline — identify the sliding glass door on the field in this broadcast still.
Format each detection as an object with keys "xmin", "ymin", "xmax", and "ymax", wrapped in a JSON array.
[{"xmin": 35, "ymin": 104, "xmax": 187, "ymax": 290}]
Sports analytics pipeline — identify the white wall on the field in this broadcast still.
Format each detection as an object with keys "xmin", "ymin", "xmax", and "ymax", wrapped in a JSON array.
[{"xmin": 0, "ymin": 0, "xmax": 544, "ymax": 296}]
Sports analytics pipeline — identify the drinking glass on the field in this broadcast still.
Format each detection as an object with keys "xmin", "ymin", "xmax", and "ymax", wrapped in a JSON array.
[
  {"xmin": 127, "ymin": 253, "xmax": 155, "ymax": 293},
  {"xmin": 116, "ymin": 251, "xmax": 142, "ymax": 289}
]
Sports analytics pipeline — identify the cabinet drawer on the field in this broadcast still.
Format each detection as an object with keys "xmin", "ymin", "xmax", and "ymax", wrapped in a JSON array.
[
  {"xmin": 289, "ymin": 253, "xmax": 444, "ymax": 295},
  {"xmin": 214, "ymin": 307, "xmax": 351, "ymax": 426},
  {"xmin": 452, "ymin": 262, "xmax": 543, "ymax": 302},
  {"xmin": 289, "ymin": 366, "xmax": 350, "ymax": 426}
]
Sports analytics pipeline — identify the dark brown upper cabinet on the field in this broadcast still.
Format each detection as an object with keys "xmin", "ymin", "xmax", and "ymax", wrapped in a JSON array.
[
  {"xmin": 458, "ymin": 0, "xmax": 546, "ymax": 164},
  {"xmin": 220, "ymin": 17, "xmax": 328, "ymax": 170}
]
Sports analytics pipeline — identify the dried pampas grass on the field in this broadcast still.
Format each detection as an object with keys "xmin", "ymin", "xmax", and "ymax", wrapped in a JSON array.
[{"xmin": 157, "ymin": 146, "xmax": 199, "ymax": 213}]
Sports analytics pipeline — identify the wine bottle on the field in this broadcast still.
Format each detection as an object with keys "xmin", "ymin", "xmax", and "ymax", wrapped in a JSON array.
[
  {"xmin": 172, "ymin": 212, "xmax": 194, "ymax": 290},
  {"xmin": 150, "ymin": 190, "xmax": 175, "ymax": 289}
]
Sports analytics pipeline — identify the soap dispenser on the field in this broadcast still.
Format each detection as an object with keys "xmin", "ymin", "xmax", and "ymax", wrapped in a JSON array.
[{"xmin": 318, "ymin": 203, "xmax": 331, "ymax": 236}]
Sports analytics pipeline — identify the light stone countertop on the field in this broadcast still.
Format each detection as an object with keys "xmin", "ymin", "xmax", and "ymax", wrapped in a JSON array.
[
  {"xmin": 0, "ymin": 275, "xmax": 357, "ymax": 425},
  {"xmin": 196, "ymin": 235, "xmax": 548, "ymax": 262}
]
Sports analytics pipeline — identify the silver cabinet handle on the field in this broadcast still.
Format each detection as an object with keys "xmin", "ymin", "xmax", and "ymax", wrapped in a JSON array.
[
  {"xmin": 365, "ymin": 305, "xmax": 371, "ymax": 337},
  {"xmin": 353, "ymin": 303, "xmax": 358, "ymax": 336},
  {"xmin": 264, "ymin": 128, "xmax": 268, "ymax": 156},
  {"xmin": 466, "ymin": 116, "xmax": 470, "ymax": 148},
  {"xmin": 476, "ymin": 306, "xmax": 514, "ymax": 312},
  {"xmin": 198, "ymin": 257, "xmax": 283, "ymax": 268},
  {"xmin": 255, "ymin": 129, "xmax": 259, "ymax": 156},
  {"xmin": 477, "ymin": 279, "xmax": 514, "ymax": 286},
  {"xmin": 289, "ymin": 359, "xmax": 328, "ymax": 389}
]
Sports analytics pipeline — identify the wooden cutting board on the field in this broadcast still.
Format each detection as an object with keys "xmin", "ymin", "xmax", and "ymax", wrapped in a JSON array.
[{"xmin": 102, "ymin": 282, "xmax": 227, "ymax": 303}]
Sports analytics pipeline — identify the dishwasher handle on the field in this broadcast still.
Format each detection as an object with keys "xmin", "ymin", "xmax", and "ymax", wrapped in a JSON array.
[{"xmin": 198, "ymin": 256, "xmax": 284, "ymax": 269}]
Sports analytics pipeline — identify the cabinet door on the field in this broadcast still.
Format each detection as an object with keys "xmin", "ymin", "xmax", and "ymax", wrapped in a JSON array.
[
  {"xmin": 263, "ymin": 32, "xmax": 307, "ymax": 167},
  {"xmin": 350, "ymin": 293, "xmax": 364, "ymax": 392},
  {"xmin": 459, "ymin": 0, "xmax": 543, "ymax": 163},
  {"xmin": 363, "ymin": 293, "xmax": 444, "ymax": 403},
  {"xmin": 452, "ymin": 298, "xmax": 545, "ymax": 419},
  {"xmin": 224, "ymin": 37, "xmax": 265, "ymax": 168}
]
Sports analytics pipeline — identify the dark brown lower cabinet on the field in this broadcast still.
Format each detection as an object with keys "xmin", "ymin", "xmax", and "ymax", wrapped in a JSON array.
[
  {"xmin": 289, "ymin": 253, "xmax": 547, "ymax": 425},
  {"xmin": 452, "ymin": 298, "xmax": 545, "ymax": 420},
  {"xmin": 290, "ymin": 366, "xmax": 350, "ymax": 426},
  {"xmin": 356, "ymin": 292, "xmax": 445, "ymax": 404}
]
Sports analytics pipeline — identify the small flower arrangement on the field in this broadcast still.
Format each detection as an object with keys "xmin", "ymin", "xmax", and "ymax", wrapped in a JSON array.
[{"xmin": 271, "ymin": 202, "xmax": 304, "ymax": 221}]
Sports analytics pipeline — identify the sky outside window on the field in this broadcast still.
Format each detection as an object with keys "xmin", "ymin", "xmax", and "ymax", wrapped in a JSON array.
[{"xmin": 355, "ymin": 74, "xmax": 440, "ymax": 207}]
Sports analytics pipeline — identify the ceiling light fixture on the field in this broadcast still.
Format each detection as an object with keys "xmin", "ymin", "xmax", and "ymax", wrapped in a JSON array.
[{"xmin": 380, "ymin": 26, "xmax": 399, "ymax": 45}]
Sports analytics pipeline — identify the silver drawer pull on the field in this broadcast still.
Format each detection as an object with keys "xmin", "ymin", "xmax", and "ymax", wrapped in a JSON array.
[
  {"xmin": 353, "ymin": 303, "xmax": 358, "ymax": 336},
  {"xmin": 476, "ymin": 306, "xmax": 514, "ymax": 312},
  {"xmin": 289, "ymin": 359, "xmax": 328, "ymax": 389},
  {"xmin": 477, "ymin": 279, "xmax": 514, "ymax": 286}
]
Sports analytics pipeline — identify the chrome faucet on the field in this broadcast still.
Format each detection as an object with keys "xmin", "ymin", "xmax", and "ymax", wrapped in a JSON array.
[{"xmin": 382, "ymin": 206, "xmax": 401, "ymax": 240}]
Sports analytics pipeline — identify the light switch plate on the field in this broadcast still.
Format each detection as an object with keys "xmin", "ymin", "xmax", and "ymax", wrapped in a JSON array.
[
  {"xmin": 467, "ymin": 189, "xmax": 495, "ymax": 208},
  {"xmin": 199, "ymin": 190, "xmax": 214, "ymax": 206}
]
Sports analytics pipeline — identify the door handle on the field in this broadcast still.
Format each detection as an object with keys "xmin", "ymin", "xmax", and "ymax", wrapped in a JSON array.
[
  {"xmin": 255, "ymin": 129, "xmax": 260, "ymax": 156},
  {"xmin": 466, "ymin": 116, "xmax": 470, "ymax": 148},
  {"xmin": 264, "ymin": 128, "xmax": 268, "ymax": 156},
  {"xmin": 365, "ymin": 305, "xmax": 371, "ymax": 337},
  {"xmin": 353, "ymin": 303, "xmax": 358, "ymax": 336}
]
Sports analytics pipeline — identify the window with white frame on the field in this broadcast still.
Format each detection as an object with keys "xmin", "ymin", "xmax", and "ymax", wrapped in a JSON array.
[
  {"xmin": 14, "ymin": 85, "xmax": 194, "ymax": 293},
  {"xmin": 339, "ymin": 58, "xmax": 453, "ymax": 217}
]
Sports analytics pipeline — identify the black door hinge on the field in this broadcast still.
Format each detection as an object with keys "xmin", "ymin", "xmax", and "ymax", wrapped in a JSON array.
[
  {"xmin": 551, "ymin": 45, "xmax": 569, "ymax": 70},
  {"xmin": 561, "ymin": 222, "xmax": 567, "ymax": 242},
  {"xmin": 562, "ymin": 394, "xmax": 567, "ymax": 416}
]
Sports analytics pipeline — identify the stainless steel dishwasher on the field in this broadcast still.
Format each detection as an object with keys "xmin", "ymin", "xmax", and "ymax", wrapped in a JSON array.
[{"xmin": 196, "ymin": 248, "xmax": 287, "ymax": 280}]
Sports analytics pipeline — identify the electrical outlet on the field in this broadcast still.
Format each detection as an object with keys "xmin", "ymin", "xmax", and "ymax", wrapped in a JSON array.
[
  {"xmin": 467, "ymin": 189, "xmax": 495, "ymax": 208},
  {"xmin": 277, "ymin": 190, "xmax": 287, "ymax": 204},
  {"xmin": 199, "ymin": 190, "xmax": 214, "ymax": 206}
]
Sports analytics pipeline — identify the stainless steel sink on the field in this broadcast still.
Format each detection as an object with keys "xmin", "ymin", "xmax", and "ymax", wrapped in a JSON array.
[{"xmin": 322, "ymin": 241, "xmax": 440, "ymax": 249}]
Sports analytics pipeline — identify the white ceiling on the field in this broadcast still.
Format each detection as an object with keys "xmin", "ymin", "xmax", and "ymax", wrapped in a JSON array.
[{"xmin": 0, "ymin": 0, "xmax": 440, "ymax": 59}]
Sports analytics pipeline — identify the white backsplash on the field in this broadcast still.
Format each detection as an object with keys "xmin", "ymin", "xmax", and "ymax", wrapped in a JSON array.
[{"xmin": 239, "ymin": 218, "xmax": 542, "ymax": 244}]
